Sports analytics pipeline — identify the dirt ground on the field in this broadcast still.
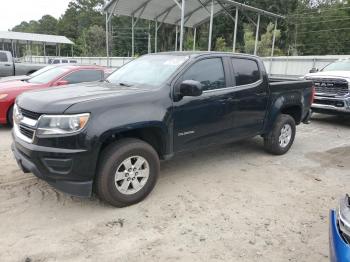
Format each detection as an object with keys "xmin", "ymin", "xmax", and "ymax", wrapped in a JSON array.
[{"xmin": 0, "ymin": 114, "xmax": 349, "ymax": 262}]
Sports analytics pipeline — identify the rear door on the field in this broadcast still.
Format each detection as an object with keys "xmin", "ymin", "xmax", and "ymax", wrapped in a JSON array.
[
  {"xmin": 230, "ymin": 57, "xmax": 269, "ymax": 136},
  {"xmin": 172, "ymin": 56, "xmax": 237, "ymax": 152},
  {"xmin": 0, "ymin": 52, "xmax": 13, "ymax": 77}
]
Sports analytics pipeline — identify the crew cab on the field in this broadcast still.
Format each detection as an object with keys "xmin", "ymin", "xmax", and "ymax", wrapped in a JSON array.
[
  {"xmin": 0, "ymin": 50, "xmax": 45, "ymax": 77},
  {"xmin": 0, "ymin": 65, "xmax": 107, "ymax": 126},
  {"xmin": 305, "ymin": 58, "xmax": 350, "ymax": 115},
  {"xmin": 12, "ymin": 52, "xmax": 314, "ymax": 207}
]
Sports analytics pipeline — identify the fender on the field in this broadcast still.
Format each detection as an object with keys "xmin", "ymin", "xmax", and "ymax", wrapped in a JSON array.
[{"xmin": 264, "ymin": 92, "xmax": 303, "ymax": 133}]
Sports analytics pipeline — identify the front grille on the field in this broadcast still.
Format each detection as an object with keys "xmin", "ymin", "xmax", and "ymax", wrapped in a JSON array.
[
  {"xmin": 20, "ymin": 108, "xmax": 42, "ymax": 120},
  {"xmin": 19, "ymin": 125, "xmax": 35, "ymax": 140},
  {"xmin": 308, "ymin": 78, "xmax": 349, "ymax": 96},
  {"xmin": 314, "ymin": 99, "xmax": 345, "ymax": 107}
]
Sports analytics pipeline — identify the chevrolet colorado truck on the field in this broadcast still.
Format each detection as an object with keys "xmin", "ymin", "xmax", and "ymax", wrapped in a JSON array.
[
  {"xmin": 305, "ymin": 58, "xmax": 350, "ymax": 115},
  {"xmin": 12, "ymin": 52, "xmax": 314, "ymax": 207},
  {"xmin": 0, "ymin": 50, "xmax": 45, "ymax": 78}
]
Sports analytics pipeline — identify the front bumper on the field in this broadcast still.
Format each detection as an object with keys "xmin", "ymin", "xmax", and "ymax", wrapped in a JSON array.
[
  {"xmin": 312, "ymin": 95, "xmax": 350, "ymax": 114},
  {"xmin": 11, "ymin": 132, "xmax": 95, "ymax": 197},
  {"xmin": 329, "ymin": 210, "xmax": 350, "ymax": 262}
]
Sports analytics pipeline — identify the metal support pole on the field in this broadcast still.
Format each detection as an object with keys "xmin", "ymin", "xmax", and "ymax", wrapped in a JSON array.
[
  {"xmin": 208, "ymin": 0, "xmax": 214, "ymax": 51},
  {"xmin": 233, "ymin": 8, "xmax": 238, "ymax": 52},
  {"xmin": 71, "ymin": 45, "xmax": 74, "ymax": 57},
  {"xmin": 105, "ymin": 12, "xmax": 110, "ymax": 67},
  {"xmin": 11, "ymin": 40, "xmax": 14, "ymax": 57},
  {"xmin": 179, "ymin": 0, "xmax": 185, "ymax": 51},
  {"xmin": 58, "ymin": 44, "xmax": 61, "ymax": 57},
  {"xmin": 131, "ymin": 15, "xmax": 135, "ymax": 57},
  {"xmin": 175, "ymin": 26, "xmax": 178, "ymax": 51},
  {"xmin": 155, "ymin": 20, "xmax": 158, "ymax": 52},
  {"xmin": 193, "ymin": 27, "xmax": 197, "ymax": 51},
  {"xmin": 271, "ymin": 19, "xmax": 278, "ymax": 57},
  {"xmin": 43, "ymin": 43, "xmax": 46, "ymax": 64},
  {"xmin": 254, "ymin": 14, "xmax": 260, "ymax": 55},
  {"xmin": 2, "ymin": 40, "xmax": 4, "ymax": 50},
  {"xmin": 148, "ymin": 21, "xmax": 151, "ymax": 53}
]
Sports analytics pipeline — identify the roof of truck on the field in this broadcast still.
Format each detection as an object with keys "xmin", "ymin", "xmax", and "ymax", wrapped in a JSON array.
[{"xmin": 148, "ymin": 51, "xmax": 259, "ymax": 59}]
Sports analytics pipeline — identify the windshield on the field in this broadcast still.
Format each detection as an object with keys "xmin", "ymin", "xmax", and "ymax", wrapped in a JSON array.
[
  {"xmin": 106, "ymin": 55, "xmax": 189, "ymax": 87},
  {"xmin": 29, "ymin": 65, "xmax": 57, "ymax": 77},
  {"xmin": 322, "ymin": 60, "xmax": 350, "ymax": 72},
  {"xmin": 28, "ymin": 67, "xmax": 71, "ymax": 84}
]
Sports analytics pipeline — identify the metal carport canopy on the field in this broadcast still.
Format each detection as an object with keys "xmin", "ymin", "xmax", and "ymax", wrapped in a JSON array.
[
  {"xmin": 103, "ymin": 0, "xmax": 284, "ymax": 63},
  {"xmin": 104, "ymin": 0, "xmax": 283, "ymax": 28},
  {"xmin": 0, "ymin": 31, "xmax": 74, "ymax": 45}
]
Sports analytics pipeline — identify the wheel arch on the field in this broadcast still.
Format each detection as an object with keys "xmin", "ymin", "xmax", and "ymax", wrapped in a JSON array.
[{"xmin": 98, "ymin": 123, "xmax": 170, "ymax": 160}]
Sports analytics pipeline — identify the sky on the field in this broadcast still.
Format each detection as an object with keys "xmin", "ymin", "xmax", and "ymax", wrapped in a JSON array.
[{"xmin": 0, "ymin": 0, "xmax": 72, "ymax": 31}]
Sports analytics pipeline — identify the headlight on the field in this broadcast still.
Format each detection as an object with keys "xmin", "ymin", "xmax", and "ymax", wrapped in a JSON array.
[
  {"xmin": 0, "ymin": 94, "xmax": 8, "ymax": 100},
  {"xmin": 37, "ymin": 113, "xmax": 90, "ymax": 136}
]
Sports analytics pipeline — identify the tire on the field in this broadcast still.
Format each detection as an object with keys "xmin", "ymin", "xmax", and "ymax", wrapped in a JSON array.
[
  {"xmin": 96, "ymin": 138, "xmax": 160, "ymax": 207},
  {"xmin": 7, "ymin": 105, "xmax": 14, "ymax": 127},
  {"xmin": 264, "ymin": 114, "xmax": 296, "ymax": 155}
]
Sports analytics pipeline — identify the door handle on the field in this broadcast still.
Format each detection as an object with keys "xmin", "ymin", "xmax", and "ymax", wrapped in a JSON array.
[{"xmin": 4, "ymin": 64, "xmax": 11, "ymax": 67}]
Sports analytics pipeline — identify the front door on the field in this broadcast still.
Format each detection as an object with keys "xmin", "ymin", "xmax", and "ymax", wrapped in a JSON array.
[{"xmin": 172, "ymin": 57, "xmax": 236, "ymax": 153}]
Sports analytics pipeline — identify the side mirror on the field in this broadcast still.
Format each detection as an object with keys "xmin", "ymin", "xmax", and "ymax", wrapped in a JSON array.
[
  {"xmin": 179, "ymin": 80, "xmax": 203, "ymax": 97},
  {"xmin": 309, "ymin": 68, "xmax": 318, "ymax": 73},
  {"xmin": 54, "ymin": 80, "xmax": 69, "ymax": 86}
]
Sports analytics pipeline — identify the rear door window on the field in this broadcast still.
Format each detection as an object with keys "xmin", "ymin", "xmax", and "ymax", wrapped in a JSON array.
[
  {"xmin": 182, "ymin": 58, "xmax": 226, "ymax": 91},
  {"xmin": 63, "ymin": 70, "xmax": 103, "ymax": 84},
  {"xmin": 0, "ymin": 52, "xmax": 8, "ymax": 62},
  {"xmin": 231, "ymin": 58, "xmax": 261, "ymax": 86}
]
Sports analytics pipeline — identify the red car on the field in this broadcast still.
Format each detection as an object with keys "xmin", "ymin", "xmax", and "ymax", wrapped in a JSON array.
[{"xmin": 0, "ymin": 65, "xmax": 107, "ymax": 126}]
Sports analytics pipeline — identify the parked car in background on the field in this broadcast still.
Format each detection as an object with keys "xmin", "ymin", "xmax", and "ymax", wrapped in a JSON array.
[
  {"xmin": 329, "ymin": 194, "xmax": 350, "ymax": 262},
  {"xmin": 0, "ymin": 65, "xmax": 63, "ymax": 83},
  {"xmin": 0, "ymin": 50, "xmax": 46, "ymax": 77},
  {"xmin": 305, "ymin": 58, "xmax": 350, "ymax": 115},
  {"xmin": 12, "ymin": 52, "xmax": 314, "ymax": 207},
  {"xmin": 0, "ymin": 65, "xmax": 107, "ymax": 126},
  {"xmin": 48, "ymin": 58, "xmax": 78, "ymax": 64}
]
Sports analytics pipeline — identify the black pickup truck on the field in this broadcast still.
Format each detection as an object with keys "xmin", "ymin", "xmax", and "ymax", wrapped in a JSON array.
[{"xmin": 12, "ymin": 52, "xmax": 314, "ymax": 207}]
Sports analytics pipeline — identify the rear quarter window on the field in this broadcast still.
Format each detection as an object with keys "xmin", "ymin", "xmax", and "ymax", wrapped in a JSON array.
[
  {"xmin": 231, "ymin": 58, "xmax": 261, "ymax": 86},
  {"xmin": 0, "ymin": 52, "xmax": 8, "ymax": 62}
]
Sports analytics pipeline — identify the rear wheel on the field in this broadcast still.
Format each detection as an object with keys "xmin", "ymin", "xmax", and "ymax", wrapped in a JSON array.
[
  {"xmin": 96, "ymin": 138, "xmax": 160, "ymax": 207},
  {"xmin": 7, "ymin": 105, "xmax": 14, "ymax": 127},
  {"xmin": 264, "ymin": 114, "xmax": 296, "ymax": 155}
]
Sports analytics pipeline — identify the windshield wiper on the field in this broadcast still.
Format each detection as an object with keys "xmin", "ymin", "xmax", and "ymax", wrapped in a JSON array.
[{"xmin": 118, "ymin": 82, "xmax": 133, "ymax": 87}]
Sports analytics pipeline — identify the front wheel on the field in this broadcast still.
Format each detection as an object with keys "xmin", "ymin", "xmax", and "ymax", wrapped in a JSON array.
[
  {"xmin": 96, "ymin": 138, "xmax": 160, "ymax": 207},
  {"xmin": 7, "ymin": 105, "xmax": 14, "ymax": 127},
  {"xmin": 264, "ymin": 114, "xmax": 296, "ymax": 155}
]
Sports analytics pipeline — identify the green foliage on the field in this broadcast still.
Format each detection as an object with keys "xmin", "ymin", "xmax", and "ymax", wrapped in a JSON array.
[
  {"xmin": 10, "ymin": 0, "xmax": 350, "ymax": 57},
  {"xmin": 215, "ymin": 37, "xmax": 229, "ymax": 52}
]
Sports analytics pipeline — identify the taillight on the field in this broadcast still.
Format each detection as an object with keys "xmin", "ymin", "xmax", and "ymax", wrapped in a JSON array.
[{"xmin": 311, "ymin": 86, "xmax": 316, "ymax": 104}]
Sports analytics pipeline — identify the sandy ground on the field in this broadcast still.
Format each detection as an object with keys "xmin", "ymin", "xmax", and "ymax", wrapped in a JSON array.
[{"xmin": 0, "ymin": 114, "xmax": 349, "ymax": 262}]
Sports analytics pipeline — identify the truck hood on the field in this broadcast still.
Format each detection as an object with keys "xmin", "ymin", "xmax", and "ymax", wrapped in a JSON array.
[
  {"xmin": 17, "ymin": 81, "xmax": 152, "ymax": 114},
  {"xmin": 305, "ymin": 71, "xmax": 350, "ymax": 79}
]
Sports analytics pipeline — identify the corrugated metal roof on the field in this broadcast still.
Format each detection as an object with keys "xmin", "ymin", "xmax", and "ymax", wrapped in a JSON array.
[
  {"xmin": 0, "ymin": 31, "xmax": 74, "ymax": 45},
  {"xmin": 103, "ymin": 0, "xmax": 284, "ymax": 28}
]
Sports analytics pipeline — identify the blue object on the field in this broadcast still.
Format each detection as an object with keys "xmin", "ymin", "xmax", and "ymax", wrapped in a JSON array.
[{"xmin": 329, "ymin": 210, "xmax": 350, "ymax": 262}]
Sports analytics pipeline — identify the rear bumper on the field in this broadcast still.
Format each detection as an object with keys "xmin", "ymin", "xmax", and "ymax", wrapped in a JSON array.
[
  {"xmin": 329, "ymin": 210, "xmax": 350, "ymax": 262},
  {"xmin": 312, "ymin": 95, "xmax": 350, "ymax": 114},
  {"xmin": 11, "ymin": 132, "xmax": 94, "ymax": 197}
]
